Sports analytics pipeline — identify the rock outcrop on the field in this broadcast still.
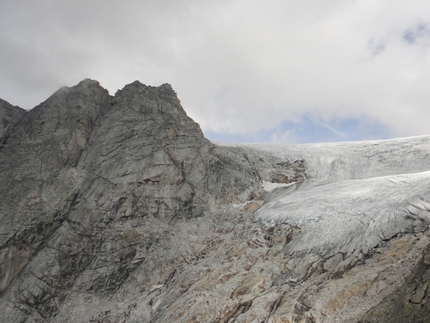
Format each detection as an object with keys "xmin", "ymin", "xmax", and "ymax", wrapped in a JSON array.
[
  {"xmin": 0, "ymin": 98, "xmax": 26, "ymax": 140},
  {"xmin": 1, "ymin": 79, "xmax": 430, "ymax": 322},
  {"xmin": 361, "ymin": 242, "xmax": 430, "ymax": 322}
]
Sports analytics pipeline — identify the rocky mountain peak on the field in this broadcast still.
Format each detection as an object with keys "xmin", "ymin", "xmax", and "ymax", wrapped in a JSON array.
[
  {"xmin": 77, "ymin": 78, "xmax": 103, "ymax": 87},
  {"xmin": 112, "ymin": 80, "xmax": 187, "ymax": 117},
  {"xmin": 1, "ymin": 79, "xmax": 430, "ymax": 322},
  {"xmin": 0, "ymin": 79, "xmax": 266, "ymax": 321}
]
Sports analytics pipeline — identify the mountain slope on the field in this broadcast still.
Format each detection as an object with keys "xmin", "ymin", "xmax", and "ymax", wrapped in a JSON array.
[
  {"xmin": 0, "ymin": 79, "xmax": 262, "ymax": 321},
  {"xmin": 1, "ymin": 80, "xmax": 429, "ymax": 322}
]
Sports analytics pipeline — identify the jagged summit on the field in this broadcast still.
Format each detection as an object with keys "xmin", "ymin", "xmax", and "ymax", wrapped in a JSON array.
[
  {"xmin": 112, "ymin": 80, "xmax": 187, "ymax": 117},
  {"xmin": 120, "ymin": 80, "xmax": 174, "ymax": 91},
  {"xmin": 1, "ymin": 80, "xmax": 430, "ymax": 322},
  {"xmin": 40, "ymin": 78, "xmax": 107, "ymax": 104},
  {"xmin": 77, "ymin": 78, "xmax": 103, "ymax": 87}
]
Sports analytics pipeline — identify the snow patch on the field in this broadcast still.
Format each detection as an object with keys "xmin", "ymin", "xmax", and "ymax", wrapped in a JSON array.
[{"xmin": 262, "ymin": 181, "xmax": 296, "ymax": 192}]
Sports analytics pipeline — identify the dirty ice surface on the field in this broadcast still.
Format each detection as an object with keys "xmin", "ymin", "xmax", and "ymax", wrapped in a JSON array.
[{"xmin": 231, "ymin": 135, "xmax": 430, "ymax": 258}]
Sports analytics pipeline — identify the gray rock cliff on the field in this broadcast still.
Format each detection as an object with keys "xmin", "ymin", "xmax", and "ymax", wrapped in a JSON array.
[
  {"xmin": 1, "ymin": 79, "xmax": 430, "ymax": 322},
  {"xmin": 0, "ymin": 98, "xmax": 26, "ymax": 140},
  {"xmin": 0, "ymin": 79, "xmax": 262, "ymax": 321}
]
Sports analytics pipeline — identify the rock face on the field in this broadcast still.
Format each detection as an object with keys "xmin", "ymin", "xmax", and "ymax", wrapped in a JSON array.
[
  {"xmin": 361, "ymin": 243, "xmax": 430, "ymax": 323},
  {"xmin": 0, "ymin": 98, "xmax": 26, "ymax": 140},
  {"xmin": 1, "ymin": 79, "xmax": 430, "ymax": 322},
  {"xmin": 0, "ymin": 79, "xmax": 262, "ymax": 321}
]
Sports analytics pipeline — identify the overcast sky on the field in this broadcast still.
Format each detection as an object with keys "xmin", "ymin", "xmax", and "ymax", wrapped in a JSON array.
[{"xmin": 1, "ymin": 0, "xmax": 430, "ymax": 143}]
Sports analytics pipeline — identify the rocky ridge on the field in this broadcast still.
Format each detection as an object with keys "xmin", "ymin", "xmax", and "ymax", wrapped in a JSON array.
[{"xmin": 0, "ymin": 79, "xmax": 430, "ymax": 322}]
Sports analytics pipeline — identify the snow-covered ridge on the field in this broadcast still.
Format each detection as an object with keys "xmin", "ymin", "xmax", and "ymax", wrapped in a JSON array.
[{"xmin": 224, "ymin": 135, "xmax": 430, "ymax": 258}]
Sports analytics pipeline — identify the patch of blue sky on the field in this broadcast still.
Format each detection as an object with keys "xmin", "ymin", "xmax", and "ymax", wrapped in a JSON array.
[
  {"xmin": 205, "ymin": 116, "xmax": 392, "ymax": 144},
  {"xmin": 403, "ymin": 24, "xmax": 429, "ymax": 44},
  {"xmin": 284, "ymin": 116, "xmax": 392, "ymax": 143}
]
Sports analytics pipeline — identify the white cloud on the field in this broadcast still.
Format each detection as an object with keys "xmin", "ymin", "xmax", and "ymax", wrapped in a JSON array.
[{"xmin": 1, "ymin": 0, "xmax": 430, "ymax": 141}]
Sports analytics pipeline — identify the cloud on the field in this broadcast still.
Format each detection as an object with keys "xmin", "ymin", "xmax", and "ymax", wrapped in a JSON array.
[{"xmin": 1, "ymin": 0, "xmax": 430, "ymax": 142}]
